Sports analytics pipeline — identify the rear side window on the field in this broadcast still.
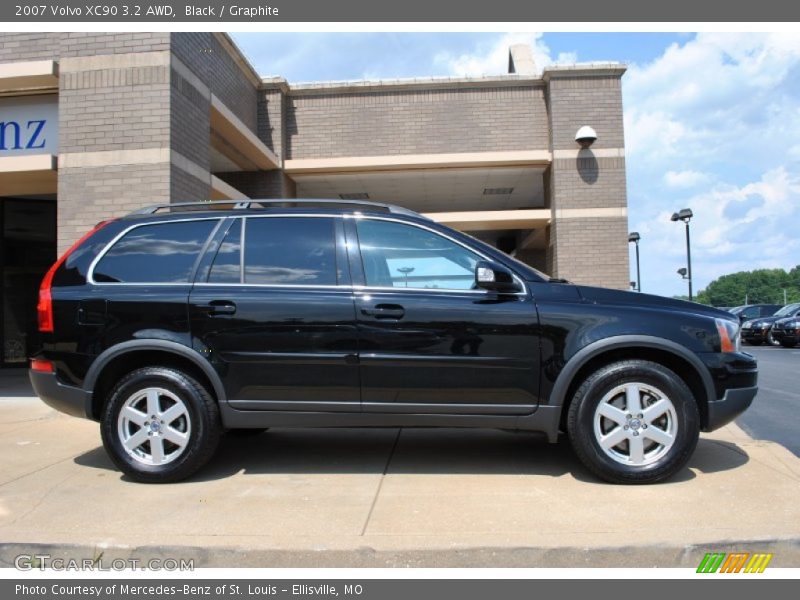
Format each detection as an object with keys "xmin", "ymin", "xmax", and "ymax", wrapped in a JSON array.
[
  {"xmin": 93, "ymin": 220, "xmax": 217, "ymax": 283},
  {"xmin": 243, "ymin": 217, "xmax": 337, "ymax": 286}
]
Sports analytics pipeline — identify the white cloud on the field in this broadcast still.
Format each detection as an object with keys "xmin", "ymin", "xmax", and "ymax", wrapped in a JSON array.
[
  {"xmin": 663, "ymin": 170, "xmax": 711, "ymax": 188},
  {"xmin": 434, "ymin": 33, "xmax": 576, "ymax": 77},
  {"xmin": 624, "ymin": 34, "xmax": 800, "ymax": 297}
]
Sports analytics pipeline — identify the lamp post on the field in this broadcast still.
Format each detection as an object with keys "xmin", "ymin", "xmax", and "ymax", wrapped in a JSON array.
[
  {"xmin": 671, "ymin": 208, "xmax": 694, "ymax": 301},
  {"xmin": 628, "ymin": 232, "xmax": 641, "ymax": 292}
]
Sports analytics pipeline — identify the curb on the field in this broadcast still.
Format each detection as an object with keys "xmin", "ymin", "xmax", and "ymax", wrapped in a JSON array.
[{"xmin": 2, "ymin": 538, "xmax": 799, "ymax": 568}]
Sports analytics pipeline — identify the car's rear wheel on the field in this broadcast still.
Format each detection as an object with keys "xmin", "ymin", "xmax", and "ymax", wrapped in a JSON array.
[
  {"xmin": 101, "ymin": 367, "xmax": 221, "ymax": 483},
  {"xmin": 567, "ymin": 360, "xmax": 699, "ymax": 484}
]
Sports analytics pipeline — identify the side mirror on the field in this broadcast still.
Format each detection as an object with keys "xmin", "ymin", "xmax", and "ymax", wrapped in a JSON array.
[{"xmin": 474, "ymin": 260, "xmax": 521, "ymax": 293}]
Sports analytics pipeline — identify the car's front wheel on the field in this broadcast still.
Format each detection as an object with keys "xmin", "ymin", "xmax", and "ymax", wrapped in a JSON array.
[
  {"xmin": 567, "ymin": 360, "xmax": 699, "ymax": 484},
  {"xmin": 766, "ymin": 330, "xmax": 780, "ymax": 346},
  {"xmin": 780, "ymin": 340, "xmax": 797, "ymax": 348},
  {"xmin": 101, "ymin": 366, "xmax": 221, "ymax": 483}
]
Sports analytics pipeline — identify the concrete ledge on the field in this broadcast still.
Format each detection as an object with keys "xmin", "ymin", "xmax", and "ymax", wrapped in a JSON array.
[
  {"xmin": 425, "ymin": 209, "xmax": 551, "ymax": 232},
  {"xmin": 2, "ymin": 538, "xmax": 798, "ymax": 569},
  {"xmin": 285, "ymin": 151, "xmax": 552, "ymax": 175},
  {"xmin": 210, "ymin": 93, "xmax": 280, "ymax": 171},
  {"xmin": 0, "ymin": 154, "xmax": 57, "ymax": 195},
  {"xmin": 59, "ymin": 51, "xmax": 169, "ymax": 73},
  {"xmin": 0, "ymin": 60, "xmax": 58, "ymax": 93}
]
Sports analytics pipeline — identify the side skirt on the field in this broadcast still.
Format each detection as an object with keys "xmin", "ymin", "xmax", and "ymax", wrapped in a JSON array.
[{"xmin": 220, "ymin": 404, "xmax": 562, "ymax": 443}]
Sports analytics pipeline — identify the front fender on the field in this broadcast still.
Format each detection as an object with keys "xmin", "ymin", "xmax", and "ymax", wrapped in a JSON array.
[{"xmin": 546, "ymin": 335, "xmax": 717, "ymax": 410}]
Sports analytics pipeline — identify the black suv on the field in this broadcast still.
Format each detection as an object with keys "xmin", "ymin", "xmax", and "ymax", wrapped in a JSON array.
[{"xmin": 29, "ymin": 200, "xmax": 758, "ymax": 484}]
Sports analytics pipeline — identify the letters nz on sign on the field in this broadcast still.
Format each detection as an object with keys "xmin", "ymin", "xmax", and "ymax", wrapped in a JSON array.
[{"xmin": 0, "ymin": 95, "xmax": 59, "ymax": 156}]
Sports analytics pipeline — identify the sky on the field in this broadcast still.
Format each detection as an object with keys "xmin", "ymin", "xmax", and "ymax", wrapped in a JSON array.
[{"xmin": 231, "ymin": 32, "xmax": 800, "ymax": 298}]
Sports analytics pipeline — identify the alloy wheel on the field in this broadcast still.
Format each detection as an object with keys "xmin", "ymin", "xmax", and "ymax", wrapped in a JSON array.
[
  {"xmin": 117, "ymin": 387, "xmax": 191, "ymax": 466},
  {"xmin": 593, "ymin": 382, "xmax": 678, "ymax": 466}
]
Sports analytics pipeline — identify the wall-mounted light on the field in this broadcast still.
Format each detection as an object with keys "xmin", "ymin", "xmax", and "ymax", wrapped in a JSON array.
[{"xmin": 574, "ymin": 125, "xmax": 597, "ymax": 148}]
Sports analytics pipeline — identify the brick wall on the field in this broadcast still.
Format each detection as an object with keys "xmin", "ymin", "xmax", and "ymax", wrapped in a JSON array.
[
  {"xmin": 59, "ymin": 65, "xmax": 170, "ymax": 153},
  {"xmin": 549, "ymin": 217, "xmax": 629, "ymax": 288},
  {"xmin": 58, "ymin": 164, "xmax": 170, "ymax": 249},
  {"xmin": 170, "ymin": 33, "xmax": 258, "ymax": 132},
  {"xmin": 216, "ymin": 170, "xmax": 296, "ymax": 199},
  {"xmin": 259, "ymin": 87, "xmax": 286, "ymax": 158},
  {"xmin": 0, "ymin": 33, "xmax": 60, "ymax": 62},
  {"xmin": 56, "ymin": 37, "xmax": 172, "ymax": 251},
  {"xmin": 548, "ymin": 76, "xmax": 625, "ymax": 150},
  {"xmin": 171, "ymin": 164, "xmax": 210, "ymax": 202},
  {"xmin": 170, "ymin": 67, "xmax": 210, "ymax": 171},
  {"xmin": 546, "ymin": 72, "xmax": 629, "ymax": 289},
  {"xmin": 286, "ymin": 84, "xmax": 549, "ymax": 159},
  {"xmin": 0, "ymin": 33, "xmax": 169, "ymax": 63}
]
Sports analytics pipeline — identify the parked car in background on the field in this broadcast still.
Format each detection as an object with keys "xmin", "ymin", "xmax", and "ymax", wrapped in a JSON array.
[
  {"xmin": 770, "ymin": 314, "xmax": 800, "ymax": 348},
  {"xmin": 740, "ymin": 302, "xmax": 800, "ymax": 346},
  {"xmin": 729, "ymin": 304, "xmax": 782, "ymax": 324}
]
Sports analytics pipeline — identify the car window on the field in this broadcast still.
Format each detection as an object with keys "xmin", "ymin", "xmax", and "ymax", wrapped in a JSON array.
[
  {"xmin": 742, "ymin": 307, "xmax": 759, "ymax": 319},
  {"xmin": 775, "ymin": 303, "xmax": 800, "ymax": 317},
  {"xmin": 356, "ymin": 219, "xmax": 480, "ymax": 290},
  {"xmin": 93, "ymin": 220, "xmax": 217, "ymax": 283},
  {"xmin": 207, "ymin": 219, "xmax": 242, "ymax": 283},
  {"xmin": 243, "ymin": 217, "xmax": 337, "ymax": 286}
]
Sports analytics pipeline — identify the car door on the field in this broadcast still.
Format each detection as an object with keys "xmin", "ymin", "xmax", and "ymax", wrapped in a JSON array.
[
  {"xmin": 188, "ymin": 214, "xmax": 360, "ymax": 411},
  {"xmin": 347, "ymin": 216, "xmax": 541, "ymax": 414}
]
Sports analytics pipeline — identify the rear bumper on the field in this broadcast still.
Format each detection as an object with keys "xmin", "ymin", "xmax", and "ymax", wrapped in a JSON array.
[
  {"xmin": 704, "ymin": 386, "xmax": 758, "ymax": 432},
  {"xmin": 29, "ymin": 369, "xmax": 92, "ymax": 419}
]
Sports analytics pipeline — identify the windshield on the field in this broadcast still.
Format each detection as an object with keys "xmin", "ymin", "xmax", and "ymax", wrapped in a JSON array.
[{"xmin": 775, "ymin": 303, "xmax": 800, "ymax": 316}]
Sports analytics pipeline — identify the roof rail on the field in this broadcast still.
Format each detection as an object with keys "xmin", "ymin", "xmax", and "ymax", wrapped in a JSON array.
[{"xmin": 129, "ymin": 199, "xmax": 425, "ymax": 218}]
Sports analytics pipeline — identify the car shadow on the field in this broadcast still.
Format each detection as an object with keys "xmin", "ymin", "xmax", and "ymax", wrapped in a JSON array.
[{"xmin": 72, "ymin": 429, "xmax": 749, "ymax": 484}]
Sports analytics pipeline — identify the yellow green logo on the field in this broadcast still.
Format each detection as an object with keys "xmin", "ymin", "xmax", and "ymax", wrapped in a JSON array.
[{"xmin": 696, "ymin": 552, "xmax": 773, "ymax": 573}]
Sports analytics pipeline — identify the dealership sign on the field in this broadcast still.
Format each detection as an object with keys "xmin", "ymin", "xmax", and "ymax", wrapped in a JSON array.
[{"xmin": 0, "ymin": 95, "xmax": 58, "ymax": 156}]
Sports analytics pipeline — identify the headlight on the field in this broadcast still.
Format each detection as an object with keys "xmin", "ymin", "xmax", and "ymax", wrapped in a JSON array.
[{"xmin": 715, "ymin": 318, "xmax": 741, "ymax": 353}]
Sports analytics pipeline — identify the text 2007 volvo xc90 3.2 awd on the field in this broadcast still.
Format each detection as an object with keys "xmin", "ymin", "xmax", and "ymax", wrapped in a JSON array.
[{"xmin": 29, "ymin": 200, "xmax": 758, "ymax": 484}]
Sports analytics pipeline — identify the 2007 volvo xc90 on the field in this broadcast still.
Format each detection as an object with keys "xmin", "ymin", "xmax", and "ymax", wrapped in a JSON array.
[{"xmin": 29, "ymin": 200, "xmax": 758, "ymax": 484}]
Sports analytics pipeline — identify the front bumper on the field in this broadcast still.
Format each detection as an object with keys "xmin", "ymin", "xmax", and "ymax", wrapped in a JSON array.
[
  {"xmin": 741, "ymin": 327, "xmax": 770, "ymax": 342},
  {"xmin": 29, "ymin": 369, "xmax": 92, "ymax": 419},
  {"xmin": 771, "ymin": 329, "xmax": 798, "ymax": 344},
  {"xmin": 704, "ymin": 386, "xmax": 758, "ymax": 432}
]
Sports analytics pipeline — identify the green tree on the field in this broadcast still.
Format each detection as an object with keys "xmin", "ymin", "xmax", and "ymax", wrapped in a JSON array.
[{"xmin": 695, "ymin": 267, "xmax": 800, "ymax": 306}]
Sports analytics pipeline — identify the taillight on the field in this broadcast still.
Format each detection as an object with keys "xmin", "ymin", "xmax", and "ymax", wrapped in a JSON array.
[
  {"xmin": 37, "ymin": 219, "xmax": 116, "ymax": 333},
  {"xmin": 30, "ymin": 358, "xmax": 54, "ymax": 373}
]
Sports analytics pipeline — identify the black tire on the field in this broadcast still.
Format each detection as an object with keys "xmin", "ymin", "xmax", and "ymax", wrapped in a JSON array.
[
  {"xmin": 747, "ymin": 339, "xmax": 762, "ymax": 346},
  {"xmin": 227, "ymin": 428, "xmax": 269, "ymax": 436},
  {"xmin": 100, "ymin": 366, "xmax": 221, "ymax": 483},
  {"xmin": 566, "ymin": 359, "xmax": 700, "ymax": 484},
  {"xmin": 780, "ymin": 341, "xmax": 797, "ymax": 348},
  {"xmin": 766, "ymin": 330, "xmax": 780, "ymax": 346}
]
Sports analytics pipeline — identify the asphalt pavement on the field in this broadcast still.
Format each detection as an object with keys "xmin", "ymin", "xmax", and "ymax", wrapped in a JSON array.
[{"xmin": 737, "ymin": 345, "xmax": 800, "ymax": 456}]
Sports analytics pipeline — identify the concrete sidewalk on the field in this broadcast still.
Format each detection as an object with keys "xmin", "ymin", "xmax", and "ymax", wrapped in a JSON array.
[{"xmin": 1, "ymin": 372, "xmax": 799, "ymax": 567}]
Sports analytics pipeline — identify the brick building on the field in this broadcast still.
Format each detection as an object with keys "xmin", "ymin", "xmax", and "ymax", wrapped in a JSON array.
[{"xmin": 0, "ymin": 33, "xmax": 629, "ymax": 366}]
